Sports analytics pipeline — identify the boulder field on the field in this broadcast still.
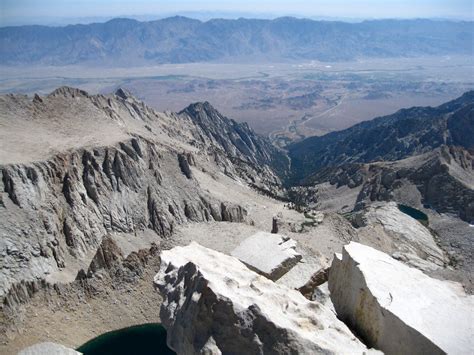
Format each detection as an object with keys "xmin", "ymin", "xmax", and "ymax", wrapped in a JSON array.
[{"xmin": 155, "ymin": 241, "xmax": 473, "ymax": 354}]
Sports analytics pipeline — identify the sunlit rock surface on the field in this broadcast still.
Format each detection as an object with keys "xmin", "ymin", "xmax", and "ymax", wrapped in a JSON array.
[
  {"xmin": 329, "ymin": 242, "xmax": 474, "ymax": 354},
  {"xmin": 230, "ymin": 232, "xmax": 302, "ymax": 280},
  {"xmin": 155, "ymin": 242, "xmax": 378, "ymax": 354},
  {"xmin": 18, "ymin": 342, "xmax": 81, "ymax": 355},
  {"xmin": 355, "ymin": 202, "xmax": 446, "ymax": 270}
]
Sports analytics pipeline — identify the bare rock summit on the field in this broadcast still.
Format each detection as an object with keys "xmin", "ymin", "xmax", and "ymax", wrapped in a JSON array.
[{"xmin": 155, "ymin": 242, "xmax": 379, "ymax": 354}]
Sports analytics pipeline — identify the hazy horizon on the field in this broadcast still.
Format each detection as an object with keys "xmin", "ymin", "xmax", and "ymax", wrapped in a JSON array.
[{"xmin": 1, "ymin": 0, "xmax": 472, "ymax": 26}]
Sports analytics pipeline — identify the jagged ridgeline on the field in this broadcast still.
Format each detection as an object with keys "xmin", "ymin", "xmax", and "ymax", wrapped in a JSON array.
[
  {"xmin": 288, "ymin": 91, "xmax": 474, "ymax": 182},
  {"xmin": 0, "ymin": 87, "xmax": 287, "ymax": 308},
  {"xmin": 287, "ymin": 91, "xmax": 474, "ymax": 223},
  {"xmin": 1, "ymin": 88, "xmax": 474, "ymax": 307},
  {"xmin": 1, "ymin": 87, "xmax": 473, "ymax": 308},
  {"xmin": 1, "ymin": 87, "xmax": 473, "ymax": 316}
]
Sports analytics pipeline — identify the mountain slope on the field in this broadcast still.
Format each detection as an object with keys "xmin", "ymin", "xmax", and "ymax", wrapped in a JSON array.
[
  {"xmin": 0, "ymin": 17, "xmax": 472, "ymax": 65},
  {"xmin": 179, "ymin": 101, "xmax": 289, "ymax": 179},
  {"xmin": 0, "ymin": 87, "xmax": 285, "ymax": 306},
  {"xmin": 2, "ymin": 87, "xmax": 473, "ymax": 353},
  {"xmin": 288, "ymin": 91, "xmax": 474, "ymax": 184}
]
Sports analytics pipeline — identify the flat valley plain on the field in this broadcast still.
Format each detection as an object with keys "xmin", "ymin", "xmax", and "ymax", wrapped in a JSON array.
[{"xmin": 1, "ymin": 55, "xmax": 472, "ymax": 146}]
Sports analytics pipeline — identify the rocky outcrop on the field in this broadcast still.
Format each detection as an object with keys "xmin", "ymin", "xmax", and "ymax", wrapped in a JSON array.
[
  {"xmin": 271, "ymin": 214, "xmax": 281, "ymax": 233},
  {"xmin": 85, "ymin": 235, "xmax": 124, "ymax": 277},
  {"xmin": 18, "ymin": 342, "xmax": 81, "ymax": 355},
  {"xmin": 220, "ymin": 202, "xmax": 247, "ymax": 223},
  {"xmin": 231, "ymin": 232, "xmax": 302, "ymax": 281},
  {"xmin": 353, "ymin": 202, "xmax": 446, "ymax": 271},
  {"xmin": 355, "ymin": 146, "xmax": 474, "ymax": 223},
  {"xmin": 74, "ymin": 236, "xmax": 161, "ymax": 293},
  {"xmin": 2, "ymin": 89, "xmax": 284, "ymax": 308},
  {"xmin": 3, "ymin": 279, "xmax": 53, "ymax": 310},
  {"xmin": 179, "ymin": 101, "xmax": 289, "ymax": 187},
  {"xmin": 329, "ymin": 242, "xmax": 474, "ymax": 354},
  {"xmin": 155, "ymin": 242, "xmax": 378, "ymax": 354},
  {"xmin": 177, "ymin": 153, "xmax": 193, "ymax": 179},
  {"xmin": 4, "ymin": 236, "xmax": 160, "ymax": 315},
  {"xmin": 0, "ymin": 138, "xmax": 245, "ymax": 303},
  {"xmin": 291, "ymin": 145, "xmax": 474, "ymax": 224}
]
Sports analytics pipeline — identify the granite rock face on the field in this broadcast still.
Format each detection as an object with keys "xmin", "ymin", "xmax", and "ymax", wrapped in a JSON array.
[
  {"xmin": 155, "ymin": 242, "xmax": 378, "ymax": 355},
  {"xmin": 0, "ymin": 139, "xmax": 245, "ymax": 304},
  {"xmin": 230, "ymin": 232, "xmax": 302, "ymax": 280},
  {"xmin": 18, "ymin": 342, "xmax": 81, "ymax": 355},
  {"xmin": 354, "ymin": 202, "xmax": 446, "ymax": 271},
  {"xmin": 329, "ymin": 242, "xmax": 474, "ymax": 354},
  {"xmin": 289, "ymin": 145, "xmax": 474, "ymax": 224},
  {"xmin": 354, "ymin": 145, "xmax": 474, "ymax": 223},
  {"xmin": 180, "ymin": 101, "xmax": 289, "ymax": 178},
  {"xmin": 0, "ymin": 87, "xmax": 285, "ymax": 309}
]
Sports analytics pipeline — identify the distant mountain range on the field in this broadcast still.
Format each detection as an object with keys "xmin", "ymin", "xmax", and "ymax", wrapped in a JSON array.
[{"xmin": 0, "ymin": 17, "xmax": 472, "ymax": 66}]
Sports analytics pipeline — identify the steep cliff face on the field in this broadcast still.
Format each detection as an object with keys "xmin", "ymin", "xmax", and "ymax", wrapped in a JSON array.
[
  {"xmin": 0, "ymin": 138, "xmax": 247, "ymax": 304},
  {"xmin": 329, "ymin": 243, "xmax": 473, "ymax": 355},
  {"xmin": 179, "ymin": 101, "xmax": 290, "ymax": 190},
  {"xmin": 291, "ymin": 146, "xmax": 474, "ymax": 223},
  {"xmin": 355, "ymin": 146, "xmax": 474, "ymax": 221},
  {"xmin": 0, "ymin": 87, "xmax": 283, "ymax": 309},
  {"xmin": 181, "ymin": 102, "xmax": 289, "ymax": 172}
]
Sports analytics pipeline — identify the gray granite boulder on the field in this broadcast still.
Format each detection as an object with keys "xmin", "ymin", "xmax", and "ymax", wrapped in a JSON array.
[{"xmin": 230, "ymin": 232, "xmax": 302, "ymax": 280}]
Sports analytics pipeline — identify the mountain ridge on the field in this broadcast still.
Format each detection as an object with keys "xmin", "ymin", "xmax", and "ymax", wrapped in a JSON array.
[
  {"xmin": 1, "ymin": 17, "xmax": 472, "ymax": 66},
  {"xmin": 288, "ymin": 90, "xmax": 474, "ymax": 184},
  {"xmin": 1, "ymin": 86, "xmax": 474, "ymax": 353},
  {"xmin": 0, "ymin": 86, "xmax": 287, "ymax": 306}
]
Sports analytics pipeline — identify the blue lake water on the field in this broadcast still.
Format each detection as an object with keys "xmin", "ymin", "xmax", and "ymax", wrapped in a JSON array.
[
  {"xmin": 77, "ymin": 323, "xmax": 175, "ymax": 355},
  {"xmin": 397, "ymin": 204, "xmax": 429, "ymax": 223}
]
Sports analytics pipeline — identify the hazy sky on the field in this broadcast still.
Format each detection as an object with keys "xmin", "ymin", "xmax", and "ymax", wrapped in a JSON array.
[{"xmin": 1, "ymin": 0, "xmax": 473, "ymax": 25}]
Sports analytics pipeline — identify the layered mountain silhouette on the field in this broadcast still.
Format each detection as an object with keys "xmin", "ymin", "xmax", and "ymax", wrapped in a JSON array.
[
  {"xmin": 288, "ymin": 91, "xmax": 474, "ymax": 184},
  {"xmin": 285, "ymin": 91, "xmax": 473, "ymax": 224},
  {"xmin": 1, "ymin": 17, "xmax": 472, "ymax": 65}
]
